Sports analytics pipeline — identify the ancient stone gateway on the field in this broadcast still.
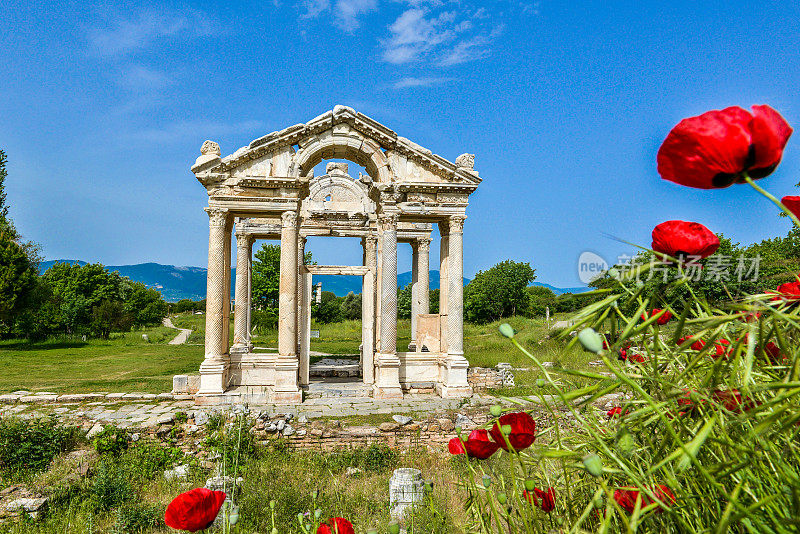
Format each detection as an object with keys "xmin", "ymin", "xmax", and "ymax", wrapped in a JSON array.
[{"xmin": 191, "ymin": 106, "xmax": 481, "ymax": 404}]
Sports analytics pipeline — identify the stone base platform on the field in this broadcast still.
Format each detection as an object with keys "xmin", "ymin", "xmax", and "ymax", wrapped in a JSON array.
[{"xmin": 305, "ymin": 378, "xmax": 372, "ymax": 399}]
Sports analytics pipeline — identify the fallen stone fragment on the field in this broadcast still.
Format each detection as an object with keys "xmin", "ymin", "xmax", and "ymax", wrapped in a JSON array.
[{"xmin": 392, "ymin": 415, "xmax": 413, "ymax": 426}]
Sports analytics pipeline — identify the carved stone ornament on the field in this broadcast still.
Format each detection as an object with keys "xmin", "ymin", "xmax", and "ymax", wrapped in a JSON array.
[
  {"xmin": 201, "ymin": 140, "xmax": 222, "ymax": 156},
  {"xmin": 326, "ymin": 162, "xmax": 349, "ymax": 176},
  {"xmin": 417, "ymin": 237, "xmax": 432, "ymax": 251},
  {"xmin": 449, "ymin": 215, "xmax": 466, "ymax": 232},
  {"xmin": 378, "ymin": 213, "xmax": 398, "ymax": 229},
  {"xmin": 455, "ymin": 153, "xmax": 475, "ymax": 170},
  {"xmin": 207, "ymin": 208, "xmax": 228, "ymax": 227},
  {"xmin": 281, "ymin": 211, "xmax": 298, "ymax": 227}
]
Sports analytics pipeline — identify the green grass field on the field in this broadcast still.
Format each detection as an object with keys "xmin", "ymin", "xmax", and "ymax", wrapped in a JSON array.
[{"xmin": 0, "ymin": 313, "xmax": 591, "ymax": 394}]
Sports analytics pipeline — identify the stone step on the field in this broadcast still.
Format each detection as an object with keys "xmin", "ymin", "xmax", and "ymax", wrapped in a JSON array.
[{"xmin": 304, "ymin": 380, "xmax": 373, "ymax": 399}]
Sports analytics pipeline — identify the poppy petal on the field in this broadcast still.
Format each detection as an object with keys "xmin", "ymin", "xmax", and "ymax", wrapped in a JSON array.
[
  {"xmin": 164, "ymin": 488, "xmax": 227, "ymax": 532},
  {"xmin": 748, "ymin": 105, "xmax": 793, "ymax": 174}
]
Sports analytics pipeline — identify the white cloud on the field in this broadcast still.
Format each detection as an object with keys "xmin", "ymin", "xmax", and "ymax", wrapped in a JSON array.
[
  {"xmin": 380, "ymin": 8, "xmax": 458, "ymax": 64},
  {"xmin": 393, "ymin": 76, "xmax": 454, "ymax": 88},
  {"xmin": 299, "ymin": 0, "xmax": 378, "ymax": 31},
  {"xmin": 88, "ymin": 9, "xmax": 216, "ymax": 56}
]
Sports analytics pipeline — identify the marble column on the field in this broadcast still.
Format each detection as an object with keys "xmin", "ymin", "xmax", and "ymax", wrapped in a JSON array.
[
  {"xmin": 199, "ymin": 207, "xmax": 231, "ymax": 394},
  {"xmin": 246, "ymin": 238, "xmax": 253, "ymax": 351},
  {"xmin": 362, "ymin": 235, "xmax": 377, "ymax": 384},
  {"xmin": 273, "ymin": 210, "xmax": 301, "ymax": 404},
  {"xmin": 440, "ymin": 215, "xmax": 471, "ymax": 398},
  {"xmin": 231, "ymin": 231, "xmax": 251, "ymax": 354},
  {"xmin": 438, "ymin": 224, "xmax": 450, "ymax": 353},
  {"xmin": 410, "ymin": 237, "xmax": 431, "ymax": 351},
  {"xmin": 374, "ymin": 213, "xmax": 402, "ymax": 398},
  {"xmin": 297, "ymin": 236, "xmax": 306, "ymax": 355}
]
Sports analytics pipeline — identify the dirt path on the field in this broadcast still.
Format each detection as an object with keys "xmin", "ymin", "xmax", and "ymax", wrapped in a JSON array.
[{"xmin": 163, "ymin": 318, "xmax": 192, "ymax": 345}]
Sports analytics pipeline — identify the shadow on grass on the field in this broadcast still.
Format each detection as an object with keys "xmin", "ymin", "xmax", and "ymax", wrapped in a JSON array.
[{"xmin": 0, "ymin": 340, "xmax": 89, "ymax": 351}]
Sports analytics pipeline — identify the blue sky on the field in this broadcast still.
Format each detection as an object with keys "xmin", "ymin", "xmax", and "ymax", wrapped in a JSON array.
[{"xmin": 2, "ymin": 0, "xmax": 799, "ymax": 287}]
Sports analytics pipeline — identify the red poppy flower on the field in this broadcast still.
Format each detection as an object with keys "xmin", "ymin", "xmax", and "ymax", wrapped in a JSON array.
[
  {"xmin": 652, "ymin": 220, "xmax": 720, "ymax": 261},
  {"xmin": 782, "ymin": 196, "xmax": 800, "ymax": 219},
  {"xmin": 448, "ymin": 429, "xmax": 499, "ymax": 459},
  {"xmin": 712, "ymin": 389, "xmax": 757, "ymax": 413},
  {"xmin": 164, "ymin": 488, "xmax": 227, "ymax": 532},
  {"xmin": 490, "ymin": 412, "xmax": 536, "ymax": 451},
  {"xmin": 647, "ymin": 309, "xmax": 673, "ymax": 325},
  {"xmin": 763, "ymin": 342, "xmax": 787, "ymax": 363},
  {"xmin": 607, "ymin": 406, "xmax": 625, "ymax": 419},
  {"xmin": 677, "ymin": 337, "xmax": 706, "ymax": 351},
  {"xmin": 524, "ymin": 487, "xmax": 555, "ymax": 512},
  {"xmin": 739, "ymin": 311, "xmax": 761, "ymax": 323},
  {"xmin": 613, "ymin": 485, "xmax": 676, "ymax": 514},
  {"xmin": 773, "ymin": 280, "xmax": 800, "ymax": 302},
  {"xmin": 317, "ymin": 518, "xmax": 355, "ymax": 534},
  {"xmin": 628, "ymin": 352, "xmax": 646, "ymax": 363},
  {"xmin": 711, "ymin": 339, "xmax": 731, "ymax": 359},
  {"xmin": 618, "ymin": 349, "xmax": 627, "ymax": 361},
  {"xmin": 657, "ymin": 105, "xmax": 792, "ymax": 189}
]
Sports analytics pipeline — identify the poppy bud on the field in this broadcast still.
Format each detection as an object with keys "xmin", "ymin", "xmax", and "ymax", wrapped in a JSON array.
[
  {"xmin": 497, "ymin": 492, "xmax": 507, "ymax": 504},
  {"xmin": 424, "ymin": 481, "xmax": 434, "ymax": 493},
  {"xmin": 269, "ymin": 500, "xmax": 276, "ymax": 509},
  {"xmin": 483, "ymin": 475, "xmax": 492, "ymax": 488},
  {"xmin": 617, "ymin": 431, "xmax": 635, "ymax": 457},
  {"xmin": 272, "ymin": 529, "xmax": 278, "ymax": 534},
  {"xmin": 490, "ymin": 405, "xmax": 503, "ymax": 417},
  {"xmin": 388, "ymin": 521, "xmax": 401, "ymax": 534},
  {"xmin": 524, "ymin": 479, "xmax": 535, "ymax": 491},
  {"xmin": 499, "ymin": 323, "xmax": 515, "ymax": 338},
  {"xmin": 578, "ymin": 328, "xmax": 604, "ymax": 354},
  {"xmin": 297, "ymin": 513, "xmax": 305, "ymax": 523},
  {"xmin": 535, "ymin": 378, "xmax": 546, "ymax": 387},
  {"xmin": 367, "ymin": 530, "xmax": 378, "ymax": 534},
  {"xmin": 314, "ymin": 509, "xmax": 322, "ymax": 519},
  {"xmin": 593, "ymin": 496, "xmax": 604, "ymax": 508},
  {"xmin": 454, "ymin": 426, "xmax": 462, "ymax": 435},
  {"xmin": 500, "ymin": 424, "xmax": 512, "ymax": 435},
  {"xmin": 583, "ymin": 453, "xmax": 604, "ymax": 477}
]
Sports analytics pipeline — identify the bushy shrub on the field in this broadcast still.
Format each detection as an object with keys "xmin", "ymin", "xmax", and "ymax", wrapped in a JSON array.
[
  {"xmin": 0, "ymin": 416, "xmax": 79, "ymax": 478},
  {"xmin": 315, "ymin": 444, "xmax": 399, "ymax": 473},
  {"xmin": 92, "ymin": 425, "xmax": 128, "ymax": 456},
  {"xmin": 123, "ymin": 442, "xmax": 184, "ymax": 482}
]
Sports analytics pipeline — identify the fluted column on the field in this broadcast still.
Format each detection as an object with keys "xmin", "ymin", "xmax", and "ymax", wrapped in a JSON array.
[
  {"xmin": 362, "ymin": 235, "xmax": 377, "ymax": 384},
  {"xmin": 199, "ymin": 207, "xmax": 231, "ymax": 395},
  {"xmin": 246, "ymin": 238, "xmax": 253, "ymax": 351},
  {"xmin": 410, "ymin": 237, "xmax": 431, "ymax": 350},
  {"xmin": 273, "ymin": 210, "xmax": 301, "ymax": 404},
  {"xmin": 232, "ymin": 231, "xmax": 251, "ymax": 353},
  {"xmin": 440, "ymin": 215, "xmax": 471, "ymax": 398},
  {"xmin": 374, "ymin": 213, "xmax": 402, "ymax": 398},
  {"xmin": 297, "ymin": 236, "xmax": 306, "ymax": 355},
  {"xmin": 438, "ymin": 223, "xmax": 450, "ymax": 353}
]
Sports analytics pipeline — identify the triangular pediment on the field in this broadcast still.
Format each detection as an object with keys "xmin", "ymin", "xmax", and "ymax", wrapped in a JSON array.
[{"xmin": 191, "ymin": 106, "xmax": 481, "ymax": 187}]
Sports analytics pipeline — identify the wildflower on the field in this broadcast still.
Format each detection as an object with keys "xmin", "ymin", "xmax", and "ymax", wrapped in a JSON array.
[
  {"xmin": 657, "ymin": 105, "xmax": 792, "ymax": 189},
  {"xmin": 613, "ymin": 485, "xmax": 676, "ymax": 514},
  {"xmin": 763, "ymin": 341, "xmax": 787, "ymax": 363},
  {"xmin": 652, "ymin": 220, "xmax": 720, "ymax": 261},
  {"xmin": 164, "ymin": 488, "xmax": 227, "ymax": 532},
  {"xmin": 782, "ymin": 196, "xmax": 800, "ymax": 219},
  {"xmin": 448, "ymin": 429, "xmax": 499, "ymax": 459},
  {"xmin": 607, "ymin": 407, "xmax": 625, "ymax": 419},
  {"xmin": 712, "ymin": 389, "xmax": 756, "ymax": 412},
  {"xmin": 523, "ymin": 487, "xmax": 555, "ymax": 512},
  {"xmin": 489, "ymin": 412, "xmax": 536, "ymax": 451},
  {"xmin": 711, "ymin": 339, "xmax": 731, "ymax": 359},
  {"xmin": 773, "ymin": 280, "xmax": 800, "ymax": 302},
  {"xmin": 317, "ymin": 518, "xmax": 355, "ymax": 534},
  {"xmin": 677, "ymin": 336, "xmax": 706, "ymax": 351},
  {"xmin": 642, "ymin": 309, "xmax": 673, "ymax": 325}
]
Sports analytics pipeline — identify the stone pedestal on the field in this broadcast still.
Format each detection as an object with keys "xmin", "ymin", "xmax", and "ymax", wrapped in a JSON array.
[{"xmin": 389, "ymin": 468, "xmax": 424, "ymax": 520}]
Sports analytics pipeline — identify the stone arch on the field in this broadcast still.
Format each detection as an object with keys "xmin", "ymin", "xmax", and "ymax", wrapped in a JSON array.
[
  {"xmin": 295, "ymin": 126, "xmax": 392, "ymax": 183},
  {"xmin": 303, "ymin": 172, "xmax": 374, "ymax": 215}
]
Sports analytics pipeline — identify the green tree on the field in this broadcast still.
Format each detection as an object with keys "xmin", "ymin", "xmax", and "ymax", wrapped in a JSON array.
[
  {"xmin": 429, "ymin": 288, "xmax": 440, "ymax": 314},
  {"xmin": 526, "ymin": 285, "xmax": 557, "ymax": 317},
  {"xmin": 251, "ymin": 244, "xmax": 313, "ymax": 315},
  {"xmin": 0, "ymin": 228, "xmax": 38, "ymax": 330},
  {"xmin": 91, "ymin": 300, "xmax": 133, "ymax": 339},
  {"xmin": 121, "ymin": 280, "xmax": 167, "ymax": 327},
  {"xmin": 397, "ymin": 284, "xmax": 412, "ymax": 319},
  {"xmin": 0, "ymin": 150, "xmax": 12, "ymax": 235},
  {"xmin": 314, "ymin": 291, "xmax": 343, "ymax": 323},
  {"xmin": 340, "ymin": 291, "xmax": 362, "ymax": 320},
  {"xmin": 464, "ymin": 260, "xmax": 536, "ymax": 323}
]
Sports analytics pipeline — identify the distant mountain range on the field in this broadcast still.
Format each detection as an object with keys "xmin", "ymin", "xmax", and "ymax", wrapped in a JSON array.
[{"xmin": 40, "ymin": 260, "xmax": 588, "ymax": 302}]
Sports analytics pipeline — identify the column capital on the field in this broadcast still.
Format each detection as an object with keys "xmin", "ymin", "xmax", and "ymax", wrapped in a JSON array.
[
  {"xmin": 416, "ymin": 236, "xmax": 432, "ymax": 252},
  {"xmin": 235, "ymin": 232, "xmax": 253, "ymax": 248},
  {"xmin": 378, "ymin": 213, "xmax": 398, "ymax": 229},
  {"xmin": 281, "ymin": 210, "xmax": 298, "ymax": 227},
  {"xmin": 448, "ymin": 215, "xmax": 466, "ymax": 233},
  {"xmin": 205, "ymin": 207, "xmax": 229, "ymax": 227},
  {"xmin": 362, "ymin": 234, "xmax": 379, "ymax": 248}
]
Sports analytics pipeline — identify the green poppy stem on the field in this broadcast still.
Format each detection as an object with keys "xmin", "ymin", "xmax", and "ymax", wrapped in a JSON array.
[{"xmin": 743, "ymin": 174, "xmax": 800, "ymax": 229}]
